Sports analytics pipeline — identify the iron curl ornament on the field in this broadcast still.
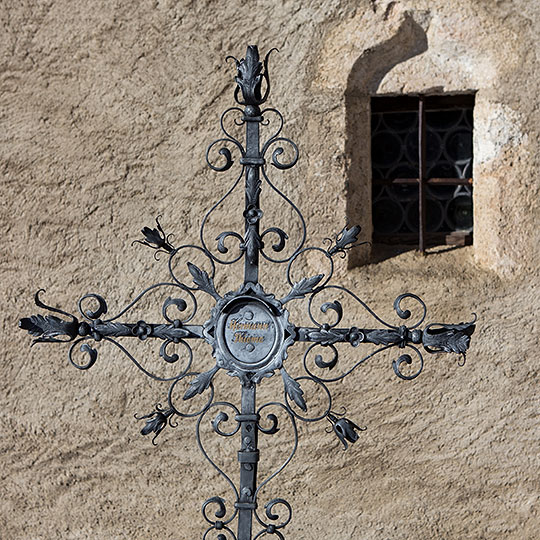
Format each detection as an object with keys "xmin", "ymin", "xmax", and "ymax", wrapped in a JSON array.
[{"xmin": 19, "ymin": 45, "xmax": 476, "ymax": 540}]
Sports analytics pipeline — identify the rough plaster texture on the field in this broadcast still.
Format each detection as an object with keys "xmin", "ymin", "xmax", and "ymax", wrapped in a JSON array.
[{"xmin": 1, "ymin": 1, "xmax": 539, "ymax": 539}]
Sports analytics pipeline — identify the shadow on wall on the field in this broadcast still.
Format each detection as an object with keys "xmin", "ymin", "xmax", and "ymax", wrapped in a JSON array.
[{"xmin": 345, "ymin": 13, "xmax": 428, "ymax": 267}]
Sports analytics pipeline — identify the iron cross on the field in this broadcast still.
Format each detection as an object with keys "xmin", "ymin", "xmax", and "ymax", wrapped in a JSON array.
[{"xmin": 20, "ymin": 45, "xmax": 476, "ymax": 540}]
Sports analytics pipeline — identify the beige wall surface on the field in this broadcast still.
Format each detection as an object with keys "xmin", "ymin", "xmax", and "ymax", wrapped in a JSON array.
[{"xmin": 2, "ymin": 1, "xmax": 539, "ymax": 539}]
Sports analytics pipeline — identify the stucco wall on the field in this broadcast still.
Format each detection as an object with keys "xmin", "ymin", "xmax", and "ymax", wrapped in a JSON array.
[{"xmin": 2, "ymin": 1, "xmax": 539, "ymax": 539}]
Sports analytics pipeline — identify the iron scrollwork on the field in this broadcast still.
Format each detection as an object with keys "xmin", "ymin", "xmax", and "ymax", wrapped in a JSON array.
[{"xmin": 19, "ymin": 45, "xmax": 476, "ymax": 540}]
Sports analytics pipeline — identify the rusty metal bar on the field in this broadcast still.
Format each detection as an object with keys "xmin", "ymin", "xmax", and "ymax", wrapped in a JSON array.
[
  {"xmin": 418, "ymin": 96, "xmax": 427, "ymax": 254},
  {"xmin": 373, "ymin": 177, "xmax": 472, "ymax": 186}
]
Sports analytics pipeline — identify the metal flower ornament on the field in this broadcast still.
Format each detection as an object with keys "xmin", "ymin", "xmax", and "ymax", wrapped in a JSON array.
[{"xmin": 20, "ymin": 45, "xmax": 476, "ymax": 540}]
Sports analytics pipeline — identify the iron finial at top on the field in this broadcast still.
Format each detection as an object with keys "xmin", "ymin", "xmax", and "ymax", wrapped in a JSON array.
[{"xmin": 227, "ymin": 45, "xmax": 277, "ymax": 108}]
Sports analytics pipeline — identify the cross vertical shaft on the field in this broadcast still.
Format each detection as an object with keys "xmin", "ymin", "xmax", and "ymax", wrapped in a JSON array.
[
  {"xmin": 241, "ymin": 104, "xmax": 262, "ymax": 285},
  {"xmin": 236, "ymin": 383, "xmax": 259, "ymax": 540}
]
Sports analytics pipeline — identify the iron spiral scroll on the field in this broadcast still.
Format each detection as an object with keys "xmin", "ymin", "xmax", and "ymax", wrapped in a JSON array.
[{"xmin": 19, "ymin": 45, "xmax": 476, "ymax": 540}]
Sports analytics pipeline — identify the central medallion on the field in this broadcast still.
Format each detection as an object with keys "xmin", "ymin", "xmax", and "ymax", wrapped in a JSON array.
[
  {"xmin": 222, "ymin": 299, "xmax": 277, "ymax": 364},
  {"xmin": 204, "ymin": 282, "xmax": 295, "ymax": 383}
]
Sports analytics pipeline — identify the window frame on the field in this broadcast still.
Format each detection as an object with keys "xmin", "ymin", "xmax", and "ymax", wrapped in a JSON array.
[{"xmin": 371, "ymin": 94, "xmax": 475, "ymax": 252}]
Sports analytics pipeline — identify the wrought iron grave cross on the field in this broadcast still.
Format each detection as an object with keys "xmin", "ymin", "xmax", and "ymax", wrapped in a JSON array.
[{"xmin": 20, "ymin": 45, "xmax": 476, "ymax": 540}]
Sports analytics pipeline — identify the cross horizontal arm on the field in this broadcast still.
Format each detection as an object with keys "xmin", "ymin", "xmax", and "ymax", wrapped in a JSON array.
[
  {"xmin": 76, "ymin": 321, "xmax": 205, "ymax": 341},
  {"xmin": 19, "ymin": 313, "xmax": 205, "ymax": 344},
  {"xmin": 295, "ymin": 326, "xmax": 417, "ymax": 346},
  {"xmin": 294, "ymin": 317, "xmax": 476, "ymax": 356}
]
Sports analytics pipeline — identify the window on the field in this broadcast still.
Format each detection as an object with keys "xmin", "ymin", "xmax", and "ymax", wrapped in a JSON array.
[{"xmin": 371, "ymin": 95, "xmax": 474, "ymax": 251}]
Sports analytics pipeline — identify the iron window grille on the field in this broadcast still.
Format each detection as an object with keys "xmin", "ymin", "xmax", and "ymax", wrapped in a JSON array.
[{"xmin": 371, "ymin": 94, "xmax": 474, "ymax": 252}]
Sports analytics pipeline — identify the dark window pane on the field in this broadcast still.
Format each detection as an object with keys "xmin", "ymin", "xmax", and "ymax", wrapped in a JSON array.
[
  {"xmin": 373, "ymin": 198, "xmax": 405, "ymax": 234},
  {"xmin": 384, "ymin": 111, "xmax": 416, "ymax": 131},
  {"xmin": 428, "ymin": 162, "xmax": 459, "ymax": 178},
  {"xmin": 446, "ymin": 189, "xmax": 473, "ymax": 232},
  {"xmin": 372, "ymin": 184, "xmax": 385, "ymax": 200},
  {"xmin": 370, "ymin": 95, "xmax": 474, "ymax": 245},
  {"xmin": 372, "ymin": 167, "xmax": 387, "ymax": 181},
  {"xmin": 465, "ymin": 108, "xmax": 473, "ymax": 127},
  {"xmin": 426, "ymin": 129, "xmax": 443, "ymax": 164},
  {"xmin": 372, "ymin": 131, "xmax": 403, "ymax": 168},
  {"xmin": 427, "ymin": 184, "xmax": 457, "ymax": 201},
  {"xmin": 426, "ymin": 110, "xmax": 462, "ymax": 130},
  {"xmin": 387, "ymin": 164, "xmax": 418, "ymax": 179},
  {"xmin": 404, "ymin": 131, "xmax": 419, "ymax": 166},
  {"xmin": 446, "ymin": 129, "xmax": 473, "ymax": 162},
  {"xmin": 372, "ymin": 111, "xmax": 417, "ymax": 174},
  {"xmin": 389, "ymin": 183, "xmax": 418, "ymax": 202},
  {"xmin": 406, "ymin": 198, "xmax": 444, "ymax": 233}
]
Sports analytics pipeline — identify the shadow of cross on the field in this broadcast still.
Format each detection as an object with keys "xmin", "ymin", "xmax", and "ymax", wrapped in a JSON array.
[{"xmin": 19, "ymin": 45, "xmax": 476, "ymax": 540}]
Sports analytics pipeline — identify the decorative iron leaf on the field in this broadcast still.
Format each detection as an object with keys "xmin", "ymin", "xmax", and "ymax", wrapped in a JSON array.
[
  {"xmin": 152, "ymin": 323, "xmax": 189, "ymax": 341},
  {"xmin": 306, "ymin": 328, "xmax": 343, "ymax": 346},
  {"xmin": 142, "ymin": 226, "xmax": 165, "ymax": 247},
  {"xmin": 425, "ymin": 331, "xmax": 471, "ymax": 355},
  {"xmin": 19, "ymin": 314, "xmax": 77, "ymax": 342},
  {"xmin": 19, "ymin": 314, "xmax": 56, "ymax": 337},
  {"xmin": 237, "ymin": 46, "xmax": 262, "ymax": 99},
  {"xmin": 281, "ymin": 274, "xmax": 324, "ymax": 305},
  {"xmin": 327, "ymin": 225, "xmax": 361, "ymax": 256},
  {"xmin": 183, "ymin": 367, "xmax": 219, "ymax": 401},
  {"xmin": 133, "ymin": 216, "xmax": 174, "ymax": 253},
  {"xmin": 98, "ymin": 322, "xmax": 131, "ymax": 338},
  {"xmin": 187, "ymin": 262, "xmax": 220, "ymax": 300},
  {"xmin": 337, "ymin": 225, "xmax": 361, "ymax": 249},
  {"xmin": 448, "ymin": 333, "xmax": 471, "ymax": 355},
  {"xmin": 227, "ymin": 45, "xmax": 276, "ymax": 106},
  {"xmin": 281, "ymin": 368, "xmax": 306, "ymax": 411},
  {"xmin": 362, "ymin": 329, "xmax": 402, "ymax": 346},
  {"xmin": 241, "ymin": 227, "xmax": 263, "ymax": 264},
  {"xmin": 246, "ymin": 168, "xmax": 261, "ymax": 207},
  {"xmin": 422, "ymin": 318, "xmax": 476, "ymax": 355}
]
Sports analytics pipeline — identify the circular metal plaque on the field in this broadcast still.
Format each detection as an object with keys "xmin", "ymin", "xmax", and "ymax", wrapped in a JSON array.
[
  {"xmin": 216, "ymin": 297, "xmax": 281, "ymax": 371},
  {"xmin": 222, "ymin": 300, "xmax": 277, "ymax": 364},
  {"xmin": 203, "ymin": 282, "xmax": 295, "ymax": 383}
]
